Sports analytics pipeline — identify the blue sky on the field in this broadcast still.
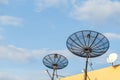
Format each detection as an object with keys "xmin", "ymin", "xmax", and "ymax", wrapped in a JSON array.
[{"xmin": 0, "ymin": 0, "xmax": 120, "ymax": 80}]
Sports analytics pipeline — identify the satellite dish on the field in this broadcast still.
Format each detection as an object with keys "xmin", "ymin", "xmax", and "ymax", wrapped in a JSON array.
[
  {"xmin": 66, "ymin": 30, "xmax": 109, "ymax": 80},
  {"xmin": 107, "ymin": 53, "xmax": 118, "ymax": 65},
  {"xmin": 43, "ymin": 53, "xmax": 68, "ymax": 80}
]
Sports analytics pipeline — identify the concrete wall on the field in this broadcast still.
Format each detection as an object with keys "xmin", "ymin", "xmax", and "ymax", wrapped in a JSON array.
[{"xmin": 60, "ymin": 64, "xmax": 120, "ymax": 80}]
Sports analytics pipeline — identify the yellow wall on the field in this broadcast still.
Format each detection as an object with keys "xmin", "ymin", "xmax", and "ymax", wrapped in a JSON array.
[{"xmin": 60, "ymin": 64, "xmax": 120, "ymax": 80}]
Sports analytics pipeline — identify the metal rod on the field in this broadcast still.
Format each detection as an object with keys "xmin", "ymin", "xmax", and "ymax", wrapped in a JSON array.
[
  {"xmin": 45, "ymin": 70, "xmax": 52, "ymax": 80},
  {"xmin": 52, "ymin": 68, "xmax": 56, "ymax": 80},
  {"xmin": 84, "ymin": 54, "xmax": 89, "ymax": 80},
  {"xmin": 56, "ymin": 69, "xmax": 58, "ymax": 78}
]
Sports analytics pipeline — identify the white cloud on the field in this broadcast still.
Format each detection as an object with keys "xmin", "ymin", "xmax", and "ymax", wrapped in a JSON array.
[
  {"xmin": 0, "ymin": 45, "xmax": 71, "ymax": 62},
  {"xmin": 0, "ymin": 16, "xmax": 22, "ymax": 26},
  {"xmin": 70, "ymin": 0, "xmax": 120, "ymax": 21},
  {"xmin": 104, "ymin": 33, "xmax": 120, "ymax": 40},
  {"xmin": 35, "ymin": 0, "xmax": 68, "ymax": 12},
  {"xmin": 0, "ymin": 71, "xmax": 49, "ymax": 80},
  {"xmin": 0, "ymin": 0, "xmax": 9, "ymax": 4},
  {"xmin": 0, "ymin": 72, "xmax": 21, "ymax": 80},
  {"xmin": 0, "ymin": 45, "xmax": 40, "ymax": 61}
]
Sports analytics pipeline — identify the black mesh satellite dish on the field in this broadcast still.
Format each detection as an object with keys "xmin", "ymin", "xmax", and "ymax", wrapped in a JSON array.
[
  {"xmin": 43, "ymin": 53, "xmax": 68, "ymax": 80},
  {"xmin": 66, "ymin": 30, "xmax": 109, "ymax": 80}
]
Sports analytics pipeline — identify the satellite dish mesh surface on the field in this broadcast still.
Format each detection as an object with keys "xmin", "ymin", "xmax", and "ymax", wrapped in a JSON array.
[
  {"xmin": 43, "ymin": 54, "xmax": 68, "ymax": 69},
  {"xmin": 66, "ymin": 30, "xmax": 109, "ymax": 58}
]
